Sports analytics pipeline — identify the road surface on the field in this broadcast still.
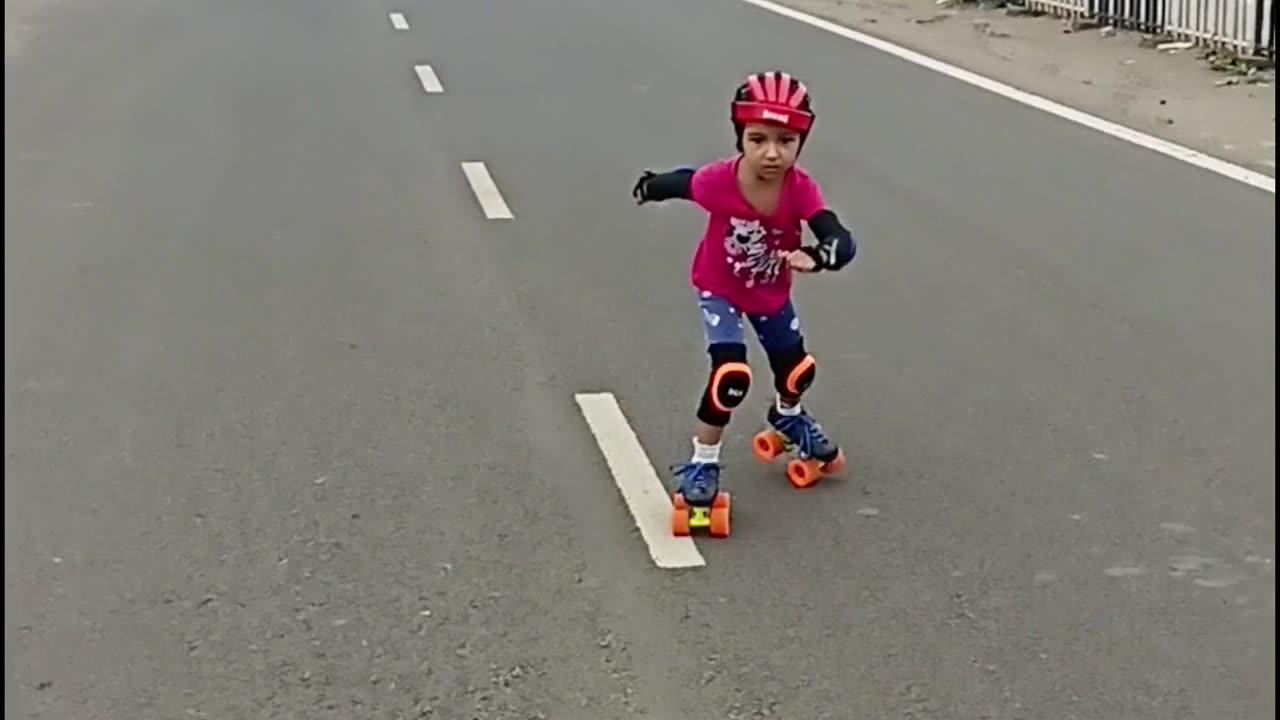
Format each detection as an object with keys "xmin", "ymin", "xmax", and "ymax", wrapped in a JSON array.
[{"xmin": 5, "ymin": 0, "xmax": 1274, "ymax": 717}]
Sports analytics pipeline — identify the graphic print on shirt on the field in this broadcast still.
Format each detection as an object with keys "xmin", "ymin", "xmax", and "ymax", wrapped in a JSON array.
[{"xmin": 723, "ymin": 217, "xmax": 785, "ymax": 289}]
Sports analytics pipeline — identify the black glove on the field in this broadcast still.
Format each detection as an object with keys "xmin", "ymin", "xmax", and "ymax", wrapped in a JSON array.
[
  {"xmin": 632, "ymin": 166, "xmax": 695, "ymax": 205},
  {"xmin": 797, "ymin": 245, "xmax": 827, "ymax": 272},
  {"xmin": 798, "ymin": 235, "xmax": 857, "ymax": 272},
  {"xmin": 632, "ymin": 170, "xmax": 658, "ymax": 204}
]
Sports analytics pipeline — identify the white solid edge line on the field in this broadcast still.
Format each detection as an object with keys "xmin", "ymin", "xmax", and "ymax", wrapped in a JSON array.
[
  {"xmin": 737, "ymin": 0, "xmax": 1275, "ymax": 195},
  {"xmin": 414, "ymin": 64, "xmax": 444, "ymax": 93},
  {"xmin": 574, "ymin": 392, "xmax": 707, "ymax": 570},
  {"xmin": 460, "ymin": 162, "xmax": 515, "ymax": 220},
  {"xmin": 389, "ymin": 12, "xmax": 409, "ymax": 30}
]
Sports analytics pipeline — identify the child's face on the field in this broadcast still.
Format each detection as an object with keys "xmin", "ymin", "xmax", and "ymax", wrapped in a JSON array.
[{"xmin": 740, "ymin": 122, "xmax": 801, "ymax": 180}]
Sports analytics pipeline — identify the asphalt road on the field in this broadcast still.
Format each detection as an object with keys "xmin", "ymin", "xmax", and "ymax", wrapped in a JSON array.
[{"xmin": 5, "ymin": 0, "xmax": 1275, "ymax": 718}]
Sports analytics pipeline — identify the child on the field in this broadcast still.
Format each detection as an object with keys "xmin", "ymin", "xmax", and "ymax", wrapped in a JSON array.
[{"xmin": 631, "ymin": 70, "xmax": 858, "ymax": 508}]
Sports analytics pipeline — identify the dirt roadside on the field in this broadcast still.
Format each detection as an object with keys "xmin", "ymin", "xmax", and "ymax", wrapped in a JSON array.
[{"xmin": 771, "ymin": 0, "xmax": 1276, "ymax": 174}]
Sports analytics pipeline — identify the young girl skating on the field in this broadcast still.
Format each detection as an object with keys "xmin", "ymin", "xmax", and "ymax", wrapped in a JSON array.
[{"xmin": 632, "ymin": 70, "xmax": 859, "ymax": 535}]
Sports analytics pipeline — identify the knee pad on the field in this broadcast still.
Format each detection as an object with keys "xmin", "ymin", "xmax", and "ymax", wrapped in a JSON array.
[
  {"xmin": 768, "ymin": 342, "xmax": 817, "ymax": 398},
  {"xmin": 696, "ymin": 343, "xmax": 752, "ymax": 426}
]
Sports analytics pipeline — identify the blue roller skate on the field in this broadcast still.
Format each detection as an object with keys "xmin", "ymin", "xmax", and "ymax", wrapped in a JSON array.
[
  {"xmin": 751, "ymin": 404, "xmax": 846, "ymax": 488},
  {"xmin": 669, "ymin": 461, "xmax": 731, "ymax": 537}
]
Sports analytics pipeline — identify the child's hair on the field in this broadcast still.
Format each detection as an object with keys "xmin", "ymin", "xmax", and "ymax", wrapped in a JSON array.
[{"xmin": 730, "ymin": 71, "xmax": 816, "ymax": 151}]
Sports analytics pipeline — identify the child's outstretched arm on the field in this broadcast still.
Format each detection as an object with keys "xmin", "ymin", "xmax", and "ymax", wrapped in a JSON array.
[
  {"xmin": 801, "ymin": 209, "xmax": 857, "ymax": 271},
  {"xmin": 632, "ymin": 167, "xmax": 696, "ymax": 205}
]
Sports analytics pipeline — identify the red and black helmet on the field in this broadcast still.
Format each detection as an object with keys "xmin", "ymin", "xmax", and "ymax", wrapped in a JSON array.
[{"xmin": 731, "ymin": 70, "xmax": 815, "ymax": 150}]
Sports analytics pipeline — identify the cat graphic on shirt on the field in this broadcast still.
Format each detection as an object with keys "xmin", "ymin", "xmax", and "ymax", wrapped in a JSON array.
[{"xmin": 724, "ymin": 217, "xmax": 784, "ymax": 289}]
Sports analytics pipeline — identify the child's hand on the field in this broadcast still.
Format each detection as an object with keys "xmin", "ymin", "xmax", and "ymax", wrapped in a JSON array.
[
  {"xmin": 632, "ymin": 170, "xmax": 656, "ymax": 204},
  {"xmin": 782, "ymin": 249, "xmax": 819, "ymax": 273}
]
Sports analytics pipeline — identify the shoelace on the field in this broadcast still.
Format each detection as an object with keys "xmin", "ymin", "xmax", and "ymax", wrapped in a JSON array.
[
  {"xmin": 671, "ymin": 462, "xmax": 718, "ymax": 498},
  {"xmin": 775, "ymin": 413, "xmax": 829, "ymax": 456}
]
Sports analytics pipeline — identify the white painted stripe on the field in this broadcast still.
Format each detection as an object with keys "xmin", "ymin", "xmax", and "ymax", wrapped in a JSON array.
[
  {"xmin": 574, "ymin": 392, "xmax": 707, "ymax": 570},
  {"xmin": 414, "ymin": 64, "xmax": 444, "ymax": 93},
  {"xmin": 460, "ymin": 162, "xmax": 515, "ymax": 220},
  {"xmin": 737, "ymin": 0, "xmax": 1275, "ymax": 194},
  {"xmin": 389, "ymin": 12, "xmax": 409, "ymax": 30}
]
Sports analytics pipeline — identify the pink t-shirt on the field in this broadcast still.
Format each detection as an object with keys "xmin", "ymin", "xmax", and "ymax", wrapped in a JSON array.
[{"xmin": 688, "ymin": 156, "xmax": 826, "ymax": 315}]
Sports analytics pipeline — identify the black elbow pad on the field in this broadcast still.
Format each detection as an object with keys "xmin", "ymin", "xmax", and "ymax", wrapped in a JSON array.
[
  {"xmin": 633, "ymin": 167, "xmax": 694, "ymax": 203},
  {"xmin": 649, "ymin": 169, "xmax": 693, "ymax": 200},
  {"xmin": 807, "ymin": 209, "xmax": 857, "ymax": 270}
]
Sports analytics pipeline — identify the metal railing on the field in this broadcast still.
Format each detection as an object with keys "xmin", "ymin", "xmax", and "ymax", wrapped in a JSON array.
[{"xmin": 1023, "ymin": 0, "xmax": 1275, "ymax": 55}]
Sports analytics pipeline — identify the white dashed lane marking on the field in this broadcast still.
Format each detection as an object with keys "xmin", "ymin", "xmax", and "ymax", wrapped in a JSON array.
[
  {"xmin": 574, "ymin": 392, "xmax": 707, "ymax": 570},
  {"xmin": 389, "ymin": 12, "xmax": 409, "ymax": 30},
  {"xmin": 460, "ymin": 162, "xmax": 515, "ymax": 220},
  {"xmin": 414, "ymin": 64, "xmax": 444, "ymax": 93}
]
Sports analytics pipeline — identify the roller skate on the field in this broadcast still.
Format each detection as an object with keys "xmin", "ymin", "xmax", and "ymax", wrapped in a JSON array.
[
  {"xmin": 751, "ymin": 404, "xmax": 846, "ymax": 488},
  {"xmin": 669, "ymin": 461, "xmax": 731, "ymax": 538}
]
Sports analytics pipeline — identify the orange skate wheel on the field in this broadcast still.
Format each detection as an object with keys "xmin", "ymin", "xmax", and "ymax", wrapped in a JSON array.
[
  {"xmin": 671, "ymin": 505, "xmax": 691, "ymax": 536},
  {"xmin": 786, "ymin": 458, "xmax": 823, "ymax": 488},
  {"xmin": 709, "ymin": 493, "xmax": 731, "ymax": 537},
  {"xmin": 752, "ymin": 431, "xmax": 785, "ymax": 462}
]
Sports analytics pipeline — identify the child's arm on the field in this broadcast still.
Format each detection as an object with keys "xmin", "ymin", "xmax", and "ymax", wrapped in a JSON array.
[
  {"xmin": 791, "ymin": 174, "xmax": 856, "ymax": 272},
  {"xmin": 632, "ymin": 167, "xmax": 697, "ymax": 204},
  {"xmin": 801, "ymin": 209, "xmax": 857, "ymax": 271}
]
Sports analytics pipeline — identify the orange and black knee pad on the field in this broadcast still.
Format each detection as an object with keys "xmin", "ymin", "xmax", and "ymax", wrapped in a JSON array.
[
  {"xmin": 767, "ymin": 341, "xmax": 817, "ymax": 401},
  {"xmin": 696, "ymin": 342, "xmax": 753, "ymax": 427}
]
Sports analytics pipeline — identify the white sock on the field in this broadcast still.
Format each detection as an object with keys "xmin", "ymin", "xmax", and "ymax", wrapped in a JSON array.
[
  {"xmin": 691, "ymin": 437, "xmax": 721, "ymax": 463},
  {"xmin": 776, "ymin": 395, "xmax": 802, "ymax": 416}
]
